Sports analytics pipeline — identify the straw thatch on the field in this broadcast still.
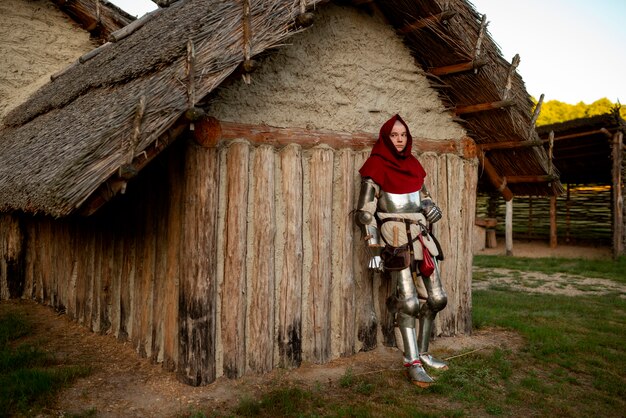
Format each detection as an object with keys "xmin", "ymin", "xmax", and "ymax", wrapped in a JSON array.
[{"xmin": 0, "ymin": 0, "xmax": 561, "ymax": 217}]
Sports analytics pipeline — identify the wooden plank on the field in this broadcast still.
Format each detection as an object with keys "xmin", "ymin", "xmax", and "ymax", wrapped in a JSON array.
[
  {"xmin": 140, "ymin": 183, "xmax": 157, "ymax": 358},
  {"xmin": 480, "ymin": 155, "xmax": 514, "ymax": 201},
  {"xmin": 478, "ymin": 139, "xmax": 543, "ymax": 151},
  {"xmin": 118, "ymin": 212, "xmax": 136, "ymax": 341},
  {"xmin": 220, "ymin": 142, "xmax": 249, "ymax": 378},
  {"xmin": 276, "ymin": 144, "xmax": 304, "ymax": 368},
  {"xmin": 194, "ymin": 118, "xmax": 475, "ymax": 158},
  {"xmin": 330, "ymin": 150, "xmax": 356, "ymax": 357},
  {"xmin": 303, "ymin": 147, "xmax": 334, "ymax": 363},
  {"xmin": 178, "ymin": 140, "xmax": 219, "ymax": 385},
  {"xmin": 91, "ymin": 223, "xmax": 103, "ymax": 333},
  {"xmin": 429, "ymin": 58, "xmax": 488, "ymax": 76},
  {"xmin": 353, "ymin": 150, "xmax": 377, "ymax": 352},
  {"xmin": 163, "ymin": 144, "xmax": 183, "ymax": 371},
  {"xmin": 23, "ymin": 221, "xmax": 36, "ymax": 300},
  {"xmin": 99, "ymin": 222, "xmax": 114, "ymax": 335},
  {"xmin": 109, "ymin": 217, "xmax": 123, "ymax": 339},
  {"xmin": 455, "ymin": 99, "xmax": 514, "ymax": 116},
  {"xmin": 131, "ymin": 186, "xmax": 148, "ymax": 355},
  {"xmin": 246, "ymin": 146, "xmax": 276, "ymax": 374},
  {"xmin": 152, "ymin": 167, "xmax": 170, "ymax": 364}
]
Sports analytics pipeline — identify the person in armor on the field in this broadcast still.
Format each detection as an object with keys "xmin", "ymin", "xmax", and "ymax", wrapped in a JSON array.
[{"xmin": 355, "ymin": 114, "xmax": 448, "ymax": 387}]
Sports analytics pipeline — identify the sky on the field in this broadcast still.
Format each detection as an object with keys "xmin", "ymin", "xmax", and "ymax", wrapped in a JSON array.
[{"xmin": 110, "ymin": 0, "xmax": 626, "ymax": 105}]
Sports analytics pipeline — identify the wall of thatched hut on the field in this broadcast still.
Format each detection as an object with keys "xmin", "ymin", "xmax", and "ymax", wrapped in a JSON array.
[{"xmin": 0, "ymin": 4, "xmax": 477, "ymax": 385}]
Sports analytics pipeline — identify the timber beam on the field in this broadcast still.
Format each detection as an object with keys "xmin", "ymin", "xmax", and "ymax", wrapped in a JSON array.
[
  {"xmin": 480, "ymin": 155, "xmax": 514, "ymax": 201},
  {"xmin": 478, "ymin": 139, "xmax": 543, "ymax": 151},
  {"xmin": 429, "ymin": 58, "xmax": 488, "ymax": 77},
  {"xmin": 539, "ymin": 128, "xmax": 614, "ymax": 142},
  {"xmin": 193, "ymin": 117, "xmax": 478, "ymax": 159},
  {"xmin": 504, "ymin": 175, "xmax": 558, "ymax": 184},
  {"xmin": 398, "ymin": 10, "xmax": 457, "ymax": 34},
  {"xmin": 455, "ymin": 99, "xmax": 514, "ymax": 116}
]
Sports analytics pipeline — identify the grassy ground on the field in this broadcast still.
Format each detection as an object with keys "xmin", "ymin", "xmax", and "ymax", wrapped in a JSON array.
[
  {"xmin": 0, "ymin": 312, "xmax": 91, "ymax": 417},
  {"xmin": 1, "ymin": 256, "xmax": 624, "ymax": 417},
  {"xmin": 211, "ymin": 256, "xmax": 626, "ymax": 417}
]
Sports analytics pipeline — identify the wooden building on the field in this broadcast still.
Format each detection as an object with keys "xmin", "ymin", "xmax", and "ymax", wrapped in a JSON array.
[
  {"xmin": 0, "ymin": 0, "xmax": 558, "ymax": 385},
  {"xmin": 536, "ymin": 112, "xmax": 625, "ymax": 258}
]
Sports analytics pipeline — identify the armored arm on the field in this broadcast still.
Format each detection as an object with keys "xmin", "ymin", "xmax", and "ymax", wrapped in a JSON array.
[
  {"xmin": 419, "ymin": 185, "xmax": 442, "ymax": 224},
  {"xmin": 355, "ymin": 178, "xmax": 383, "ymax": 270}
]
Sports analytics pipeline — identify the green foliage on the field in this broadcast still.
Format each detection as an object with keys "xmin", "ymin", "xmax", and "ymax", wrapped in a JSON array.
[{"xmin": 531, "ymin": 97, "xmax": 625, "ymax": 126}]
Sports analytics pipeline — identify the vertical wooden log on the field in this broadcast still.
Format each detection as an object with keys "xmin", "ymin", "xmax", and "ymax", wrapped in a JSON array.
[
  {"xmin": 23, "ymin": 220, "xmax": 36, "ymax": 300},
  {"xmin": 612, "ymin": 132, "xmax": 624, "ymax": 258},
  {"xmin": 246, "ymin": 146, "xmax": 276, "ymax": 373},
  {"xmin": 220, "ymin": 141, "xmax": 249, "ymax": 378},
  {"xmin": 276, "ymin": 144, "xmax": 304, "ymax": 368},
  {"xmin": 152, "ymin": 167, "xmax": 170, "ymax": 364},
  {"xmin": 92, "ymin": 225, "xmax": 103, "ymax": 333},
  {"xmin": 179, "ymin": 140, "xmax": 219, "ymax": 385},
  {"xmin": 163, "ymin": 145, "xmax": 183, "ymax": 371},
  {"xmin": 132, "ymin": 185, "xmax": 150, "ymax": 355},
  {"xmin": 109, "ymin": 218, "xmax": 123, "ymax": 339},
  {"xmin": 506, "ymin": 199, "xmax": 514, "ymax": 255},
  {"xmin": 39, "ymin": 219, "xmax": 50, "ymax": 304},
  {"xmin": 99, "ymin": 223, "xmax": 114, "ymax": 335},
  {"xmin": 331, "ymin": 150, "xmax": 356, "ymax": 357},
  {"xmin": 353, "ymin": 150, "xmax": 377, "ymax": 352},
  {"xmin": 1, "ymin": 214, "xmax": 25, "ymax": 299},
  {"xmin": 303, "ymin": 147, "xmax": 334, "ymax": 363},
  {"xmin": 119, "ymin": 212, "xmax": 136, "ymax": 341},
  {"xmin": 549, "ymin": 196, "xmax": 557, "ymax": 249},
  {"xmin": 67, "ymin": 222, "xmax": 78, "ymax": 321},
  {"xmin": 458, "ymin": 156, "xmax": 477, "ymax": 334},
  {"xmin": 565, "ymin": 184, "xmax": 571, "ymax": 243}
]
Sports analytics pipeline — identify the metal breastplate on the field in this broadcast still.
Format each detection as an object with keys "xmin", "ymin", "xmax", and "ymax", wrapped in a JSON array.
[{"xmin": 377, "ymin": 190, "xmax": 421, "ymax": 213}]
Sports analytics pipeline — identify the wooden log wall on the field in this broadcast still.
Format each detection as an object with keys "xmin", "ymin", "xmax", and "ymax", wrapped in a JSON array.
[
  {"xmin": 0, "ymin": 132, "xmax": 477, "ymax": 385},
  {"xmin": 0, "ymin": 142, "xmax": 183, "ymax": 373}
]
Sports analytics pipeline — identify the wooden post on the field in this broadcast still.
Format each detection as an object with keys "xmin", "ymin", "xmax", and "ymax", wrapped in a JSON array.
[
  {"xmin": 303, "ymin": 147, "xmax": 334, "ymax": 364},
  {"xmin": 505, "ymin": 199, "xmax": 513, "ymax": 256},
  {"xmin": 331, "ymin": 150, "xmax": 356, "ymax": 357},
  {"xmin": 246, "ymin": 146, "xmax": 276, "ymax": 374},
  {"xmin": 566, "ymin": 184, "xmax": 571, "ymax": 243},
  {"xmin": 550, "ymin": 196, "xmax": 558, "ymax": 249},
  {"xmin": 178, "ymin": 140, "xmax": 220, "ymax": 385},
  {"xmin": 612, "ymin": 132, "xmax": 624, "ymax": 258},
  {"xmin": 276, "ymin": 145, "xmax": 304, "ymax": 368},
  {"xmin": 0, "ymin": 214, "xmax": 25, "ymax": 299},
  {"xmin": 221, "ymin": 142, "xmax": 250, "ymax": 379}
]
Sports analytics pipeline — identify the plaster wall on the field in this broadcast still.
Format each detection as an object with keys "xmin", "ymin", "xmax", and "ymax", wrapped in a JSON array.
[
  {"xmin": 0, "ymin": 0, "xmax": 96, "ymax": 120},
  {"xmin": 207, "ymin": 3, "xmax": 466, "ymax": 140}
]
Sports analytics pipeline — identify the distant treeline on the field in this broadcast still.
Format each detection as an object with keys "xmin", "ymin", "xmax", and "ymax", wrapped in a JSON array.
[{"xmin": 533, "ymin": 97, "xmax": 625, "ymax": 126}]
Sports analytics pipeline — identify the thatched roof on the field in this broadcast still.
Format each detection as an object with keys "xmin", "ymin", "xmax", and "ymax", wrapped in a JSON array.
[
  {"xmin": 537, "ymin": 110, "xmax": 626, "ymax": 185},
  {"xmin": 0, "ymin": 0, "xmax": 561, "ymax": 217}
]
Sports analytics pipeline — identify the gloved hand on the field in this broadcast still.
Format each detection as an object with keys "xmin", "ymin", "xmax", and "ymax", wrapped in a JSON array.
[
  {"xmin": 368, "ymin": 255, "xmax": 383, "ymax": 272},
  {"xmin": 421, "ymin": 200, "xmax": 442, "ymax": 224}
]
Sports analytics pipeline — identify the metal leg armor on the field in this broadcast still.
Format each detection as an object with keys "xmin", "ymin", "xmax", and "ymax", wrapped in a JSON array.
[
  {"xmin": 391, "ymin": 267, "xmax": 434, "ymax": 386},
  {"xmin": 418, "ymin": 259, "xmax": 448, "ymax": 370}
]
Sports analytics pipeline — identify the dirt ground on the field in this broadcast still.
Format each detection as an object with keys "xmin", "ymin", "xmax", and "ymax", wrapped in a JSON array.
[{"xmin": 2, "ymin": 241, "xmax": 620, "ymax": 417}]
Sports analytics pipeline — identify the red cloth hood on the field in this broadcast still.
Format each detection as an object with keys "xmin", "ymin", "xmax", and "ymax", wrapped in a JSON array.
[{"xmin": 359, "ymin": 114, "xmax": 426, "ymax": 194}]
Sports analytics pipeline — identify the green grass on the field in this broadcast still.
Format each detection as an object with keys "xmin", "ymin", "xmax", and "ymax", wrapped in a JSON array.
[
  {"xmin": 0, "ymin": 312, "xmax": 92, "ymax": 417},
  {"xmin": 186, "ymin": 255, "xmax": 626, "ymax": 417}
]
